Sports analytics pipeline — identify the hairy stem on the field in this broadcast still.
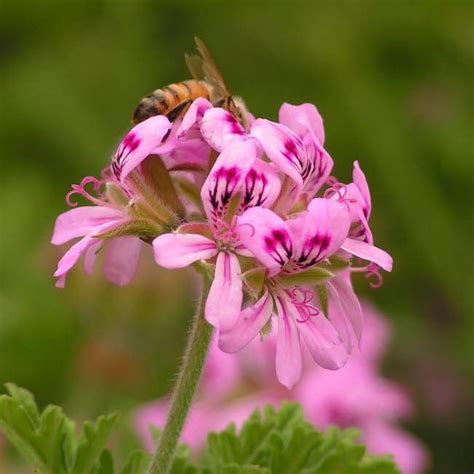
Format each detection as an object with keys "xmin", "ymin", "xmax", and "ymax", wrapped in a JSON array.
[{"xmin": 148, "ymin": 274, "xmax": 213, "ymax": 474}]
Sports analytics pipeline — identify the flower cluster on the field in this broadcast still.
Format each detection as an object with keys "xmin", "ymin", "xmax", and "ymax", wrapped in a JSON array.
[
  {"xmin": 136, "ymin": 303, "xmax": 428, "ymax": 474},
  {"xmin": 52, "ymin": 99, "xmax": 392, "ymax": 387}
]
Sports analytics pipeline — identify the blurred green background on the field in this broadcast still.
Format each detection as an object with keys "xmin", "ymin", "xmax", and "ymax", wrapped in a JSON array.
[{"xmin": 1, "ymin": 1, "xmax": 473, "ymax": 472}]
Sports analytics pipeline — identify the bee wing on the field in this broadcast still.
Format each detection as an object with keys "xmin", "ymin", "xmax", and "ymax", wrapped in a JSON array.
[
  {"xmin": 184, "ymin": 53, "xmax": 204, "ymax": 80},
  {"xmin": 193, "ymin": 37, "xmax": 230, "ymax": 97}
]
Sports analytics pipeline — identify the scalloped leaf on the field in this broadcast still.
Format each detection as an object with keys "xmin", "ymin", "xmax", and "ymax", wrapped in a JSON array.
[{"xmin": 0, "ymin": 384, "xmax": 118, "ymax": 474}]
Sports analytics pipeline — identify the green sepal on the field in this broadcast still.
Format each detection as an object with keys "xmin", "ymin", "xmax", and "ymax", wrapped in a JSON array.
[
  {"xmin": 322, "ymin": 255, "xmax": 350, "ymax": 272},
  {"xmin": 316, "ymin": 284, "xmax": 329, "ymax": 316},
  {"xmin": 105, "ymin": 183, "xmax": 129, "ymax": 207},
  {"xmin": 127, "ymin": 174, "xmax": 179, "ymax": 225},
  {"xmin": 242, "ymin": 267, "xmax": 266, "ymax": 297},
  {"xmin": 193, "ymin": 260, "xmax": 215, "ymax": 280},
  {"xmin": 140, "ymin": 155, "xmax": 186, "ymax": 218},
  {"xmin": 167, "ymin": 163, "xmax": 206, "ymax": 173},
  {"xmin": 278, "ymin": 267, "xmax": 334, "ymax": 286},
  {"xmin": 177, "ymin": 222, "xmax": 213, "ymax": 240},
  {"xmin": 94, "ymin": 219, "xmax": 162, "ymax": 241},
  {"xmin": 174, "ymin": 177, "xmax": 204, "ymax": 214},
  {"xmin": 260, "ymin": 316, "xmax": 273, "ymax": 338}
]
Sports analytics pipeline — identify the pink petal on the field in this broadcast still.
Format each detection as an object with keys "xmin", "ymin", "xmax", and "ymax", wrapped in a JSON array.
[
  {"xmin": 363, "ymin": 422, "xmax": 429, "ymax": 474},
  {"xmin": 296, "ymin": 311, "xmax": 348, "ymax": 370},
  {"xmin": 83, "ymin": 241, "xmax": 102, "ymax": 275},
  {"xmin": 353, "ymin": 161, "xmax": 371, "ymax": 218},
  {"xmin": 103, "ymin": 236, "xmax": 142, "ymax": 286},
  {"xmin": 342, "ymin": 238, "xmax": 393, "ymax": 272},
  {"xmin": 325, "ymin": 281, "xmax": 355, "ymax": 353},
  {"xmin": 205, "ymin": 252, "xmax": 243, "ymax": 331},
  {"xmin": 53, "ymin": 220, "xmax": 123, "ymax": 287},
  {"xmin": 51, "ymin": 206, "xmax": 123, "ymax": 245},
  {"xmin": 275, "ymin": 295, "xmax": 302, "ymax": 389},
  {"xmin": 200, "ymin": 139, "xmax": 258, "ymax": 225},
  {"xmin": 176, "ymin": 97, "xmax": 213, "ymax": 138},
  {"xmin": 153, "ymin": 233, "xmax": 217, "ymax": 269},
  {"xmin": 200, "ymin": 107, "xmax": 246, "ymax": 151},
  {"xmin": 330, "ymin": 275, "xmax": 364, "ymax": 343},
  {"xmin": 218, "ymin": 290, "xmax": 273, "ymax": 353},
  {"xmin": 135, "ymin": 401, "xmax": 169, "ymax": 452},
  {"xmin": 300, "ymin": 145, "xmax": 334, "ymax": 200},
  {"xmin": 250, "ymin": 119, "xmax": 305, "ymax": 188},
  {"xmin": 278, "ymin": 102, "xmax": 325, "ymax": 145},
  {"xmin": 112, "ymin": 115, "xmax": 171, "ymax": 182},
  {"xmin": 237, "ymin": 207, "xmax": 293, "ymax": 277},
  {"xmin": 291, "ymin": 199, "xmax": 350, "ymax": 268},
  {"xmin": 239, "ymin": 159, "xmax": 282, "ymax": 212},
  {"xmin": 160, "ymin": 137, "xmax": 210, "ymax": 170}
]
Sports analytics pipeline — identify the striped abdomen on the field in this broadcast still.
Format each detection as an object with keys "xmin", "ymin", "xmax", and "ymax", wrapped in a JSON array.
[{"xmin": 132, "ymin": 80, "xmax": 211, "ymax": 124}]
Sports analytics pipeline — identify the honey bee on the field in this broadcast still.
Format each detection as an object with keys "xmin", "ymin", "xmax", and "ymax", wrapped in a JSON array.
[{"xmin": 132, "ymin": 37, "xmax": 242, "ymax": 125}]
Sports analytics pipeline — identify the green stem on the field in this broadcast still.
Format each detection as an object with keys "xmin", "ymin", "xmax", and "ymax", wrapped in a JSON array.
[{"xmin": 148, "ymin": 273, "xmax": 213, "ymax": 474}]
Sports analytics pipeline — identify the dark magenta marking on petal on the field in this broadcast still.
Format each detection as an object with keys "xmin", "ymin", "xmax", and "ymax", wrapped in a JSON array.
[
  {"xmin": 208, "ymin": 166, "xmax": 242, "ymax": 215},
  {"xmin": 295, "ymin": 233, "xmax": 331, "ymax": 269},
  {"xmin": 241, "ymin": 168, "xmax": 270, "ymax": 210},
  {"xmin": 223, "ymin": 112, "xmax": 245, "ymax": 135},
  {"xmin": 112, "ymin": 132, "xmax": 142, "ymax": 179},
  {"xmin": 284, "ymin": 139, "xmax": 298, "ymax": 156},
  {"xmin": 263, "ymin": 228, "xmax": 293, "ymax": 266}
]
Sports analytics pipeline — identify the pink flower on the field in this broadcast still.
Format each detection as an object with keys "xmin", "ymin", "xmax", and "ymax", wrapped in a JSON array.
[
  {"xmin": 153, "ymin": 139, "xmax": 281, "ymax": 331},
  {"xmin": 220, "ymin": 199, "xmax": 355, "ymax": 388},
  {"xmin": 51, "ymin": 176, "xmax": 145, "ymax": 288},
  {"xmin": 53, "ymin": 98, "xmax": 394, "ymax": 395}
]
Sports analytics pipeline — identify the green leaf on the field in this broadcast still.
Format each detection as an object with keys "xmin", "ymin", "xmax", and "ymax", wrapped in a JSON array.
[
  {"xmin": 0, "ymin": 384, "xmax": 71, "ymax": 473},
  {"xmin": 199, "ymin": 404, "xmax": 401, "ymax": 474},
  {"xmin": 202, "ymin": 403, "xmax": 309, "ymax": 471},
  {"xmin": 221, "ymin": 464, "xmax": 271, "ymax": 474},
  {"xmin": 0, "ymin": 388, "xmax": 400, "ymax": 474},
  {"xmin": 95, "ymin": 450, "xmax": 114, "ymax": 474},
  {"xmin": 121, "ymin": 450, "xmax": 151, "ymax": 474},
  {"xmin": 74, "ymin": 414, "xmax": 119, "ymax": 474}
]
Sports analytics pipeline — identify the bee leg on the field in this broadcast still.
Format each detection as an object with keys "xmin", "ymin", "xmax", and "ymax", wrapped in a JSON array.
[{"xmin": 166, "ymin": 99, "xmax": 193, "ymax": 122}]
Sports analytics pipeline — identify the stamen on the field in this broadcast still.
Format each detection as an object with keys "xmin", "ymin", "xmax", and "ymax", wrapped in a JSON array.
[
  {"xmin": 366, "ymin": 263, "xmax": 383, "ymax": 288},
  {"xmin": 350, "ymin": 262, "xmax": 384, "ymax": 288},
  {"xmin": 235, "ymin": 221, "xmax": 256, "ymax": 237},
  {"xmin": 324, "ymin": 182, "xmax": 358, "ymax": 213},
  {"xmin": 287, "ymin": 288, "xmax": 321, "ymax": 323},
  {"xmin": 65, "ymin": 176, "xmax": 106, "ymax": 207}
]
